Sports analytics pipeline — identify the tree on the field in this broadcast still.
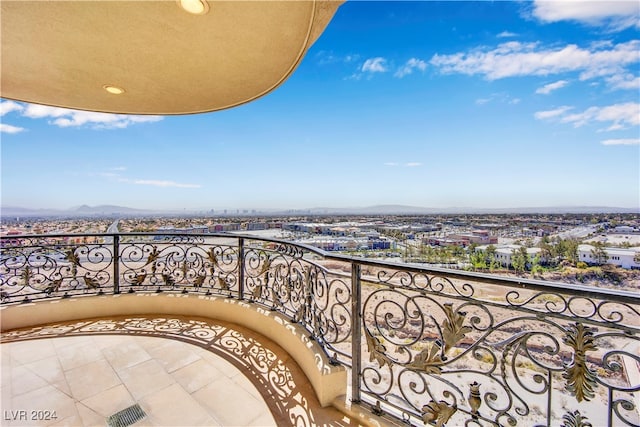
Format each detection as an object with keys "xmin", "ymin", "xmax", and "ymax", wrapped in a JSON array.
[
  {"xmin": 565, "ymin": 239, "xmax": 579, "ymax": 265},
  {"xmin": 489, "ymin": 256, "xmax": 501, "ymax": 271},
  {"xmin": 437, "ymin": 247, "xmax": 450, "ymax": 264},
  {"xmin": 511, "ymin": 248, "xmax": 527, "ymax": 274},
  {"xmin": 424, "ymin": 246, "xmax": 436, "ymax": 263},
  {"xmin": 485, "ymin": 244, "xmax": 497, "ymax": 265},
  {"xmin": 483, "ymin": 244, "xmax": 500, "ymax": 270},
  {"xmin": 530, "ymin": 254, "xmax": 543, "ymax": 277},
  {"xmin": 469, "ymin": 250, "xmax": 487, "ymax": 270},
  {"xmin": 539, "ymin": 236, "xmax": 554, "ymax": 266},
  {"xmin": 590, "ymin": 242, "xmax": 608, "ymax": 265},
  {"xmin": 451, "ymin": 245, "xmax": 465, "ymax": 259},
  {"xmin": 554, "ymin": 238, "xmax": 579, "ymax": 265}
]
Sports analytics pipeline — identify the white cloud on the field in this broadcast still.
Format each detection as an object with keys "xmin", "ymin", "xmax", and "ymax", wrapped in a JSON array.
[
  {"xmin": 430, "ymin": 40, "xmax": 640, "ymax": 90},
  {"xmin": 94, "ymin": 169, "xmax": 202, "ymax": 190},
  {"xmin": 0, "ymin": 101, "xmax": 26, "ymax": 135},
  {"xmin": 316, "ymin": 51, "xmax": 360, "ymax": 66},
  {"xmin": 361, "ymin": 57, "xmax": 388, "ymax": 73},
  {"xmin": 536, "ymin": 102, "xmax": 639, "ymax": 130},
  {"xmin": 12, "ymin": 102, "xmax": 163, "ymax": 129},
  {"xmin": 22, "ymin": 104, "xmax": 70, "ymax": 119},
  {"xmin": 133, "ymin": 180, "xmax": 202, "ymax": 189},
  {"xmin": 532, "ymin": 0, "xmax": 640, "ymax": 30},
  {"xmin": 601, "ymin": 138, "xmax": 640, "ymax": 145},
  {"xmin": 475, "ymin": 92, "xmax": 520, "ymax": 106},
  {"xmin": 316, "ymin": 50, "xmax": 337, "ymax": 65},
  {"xmin": 497, "ymin": 31, "xmax": 518, "ymax": 38},
  {"xmin": 606, "ymin": 73, "xmax": 640, "ymax": 90},
  {"xmin": 384, "ymin": 162, "xmax": 399, "ymax": 167},
  {"xmin": 0, "ymin": 100, "xmax": 24, "ymax": 116},
  {"xmin": 534, "ymin": 106, "xmax": 574, "ymax": 120},
  {"xmin": 536, "ymin": 79, "xmax": 569, "ymax": 94},
  {"xmin": 93, "ymin": 167, "xmax": 127, "ymax": 179},
  {"xmin": 0, "ymin": 123, "xmax": 25, "ymax": 134},
  {"xmin": 394, "ymin": 58, "xmax": 427, "ymax": 78}
]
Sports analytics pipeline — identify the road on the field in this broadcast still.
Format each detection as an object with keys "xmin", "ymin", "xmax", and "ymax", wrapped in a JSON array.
[{"xmin": 107, "ymin": 220, "xmax": 120, "ymax": 233}]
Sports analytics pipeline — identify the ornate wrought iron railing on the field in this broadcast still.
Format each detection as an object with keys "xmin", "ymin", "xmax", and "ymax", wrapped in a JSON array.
[{"xmin": 1, "ymin": 233, "xmax": 638, "ymax": 427}]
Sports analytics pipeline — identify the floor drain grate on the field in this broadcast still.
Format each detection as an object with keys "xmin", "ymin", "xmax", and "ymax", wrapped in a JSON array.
[{"xmin": 106, "ymin": 404, "xmax": 147, "ymax": 427}]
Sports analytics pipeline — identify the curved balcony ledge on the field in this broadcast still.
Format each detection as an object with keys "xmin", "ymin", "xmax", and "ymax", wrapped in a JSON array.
[{"xmin": 0, "ymin": 292, "xmax": 347, "ymax": 408}]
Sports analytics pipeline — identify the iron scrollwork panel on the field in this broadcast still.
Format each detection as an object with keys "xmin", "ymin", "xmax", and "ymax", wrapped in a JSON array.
[
  {"xmin": 359, "ymin": 268, "xmax": 640, "ymax": 427},
  {"xmin": 241, "ymin": 240, "xmax": 353, "ymax": 363},
  {"xmin": 118, "ymin": 235, "xmax": 239, "ymax": 296},
  {"xmin": 1, "ymin": 236, "xmax": 114, "ymax": 301}
]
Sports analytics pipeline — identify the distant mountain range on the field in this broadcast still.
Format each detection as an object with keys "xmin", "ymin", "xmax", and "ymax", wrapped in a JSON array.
[
  {"xmin": 1, "ymin": 204, "xmax": 638, "ymax": 218},
  {"xmin": 72, "ymin": 204, "xmax": 152, "ymax": 214},
  {"xmin": 1, "ymin": 205, "xmax": 156, "ymax": 218}
]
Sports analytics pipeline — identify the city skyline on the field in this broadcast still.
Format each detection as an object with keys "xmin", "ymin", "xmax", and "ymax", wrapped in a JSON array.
[{"xmin": 1, "ymin": 1, "xmax": 639, "ymax": 211}]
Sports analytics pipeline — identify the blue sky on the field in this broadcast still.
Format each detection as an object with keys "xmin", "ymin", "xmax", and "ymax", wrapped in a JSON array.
[{"xmin": 1, "ymin": 1, "xmax": 639, "ymax": 211}]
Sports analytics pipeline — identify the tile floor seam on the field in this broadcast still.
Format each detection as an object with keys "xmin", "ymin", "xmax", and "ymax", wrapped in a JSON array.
[
  {"xmin": 60, "ymin": 369, "xmax": 78, "ymax": 404},
  {"xmin": 7, "ymin": 368, "xmax": 49, "ymax": 400},
  {"xmin": 60, "ymin": 358, "xmax": 105, "ymax": 373},
  {"xmin": 170, "ymin": 356, "xmax": 202, "ymax": 373},
  {"xmin": 102, "ymin": 341, "xmax": 154, "ymax": 374},
  {"xmin": 184, "ymin": 383, "xmax": 212, "ymax": 396},
  {"xmin": 131, "ymin": 376, "xmax": 178, "ymax": 403},
  {"xmin": 64, "ymin": 359, "xmax": 122, "ymax": 402},
  {"xmin": 47, "ymin": 381, "xmax": 74, "ymax": 402},
  {"xmin": 23, "ymin": 358, "xmax": 75, "ymax": 402},
  {"xmin": 104, "ymin": 343, "xmax": 164, "ymax": 404},
  {"xmin": 104, "ymin": 345, "xmax": 129, "ymax": 391},
  {"xmin": 75, "ymin": 400, "xmax": 105, "ymax": 425}
]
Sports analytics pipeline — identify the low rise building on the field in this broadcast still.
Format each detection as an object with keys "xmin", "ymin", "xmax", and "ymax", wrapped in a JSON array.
[
  {"xmin": 475, "ymin": 244, "xmax": 543, "ymax": 268},
  {"xmin": 245, "ymin": 222, "xmax": 268, "ymax": 231},
  {"xmin": 426, "ymin": 230, "xmax": 497, "ymax": 247},
  {"xmin": 209, "ymin": 223, "xmax": 241, "ymax": 232},
  {"xmin": 578, "ymin": 244, "xmax": 640, "ymax": 269},
  {"xmin": 299, "ymin": 237, "xmax": 394, "ymax": 252},
  {"xmin": 612, "ymin": 225, "xmax": 637, "ymax": 234}
]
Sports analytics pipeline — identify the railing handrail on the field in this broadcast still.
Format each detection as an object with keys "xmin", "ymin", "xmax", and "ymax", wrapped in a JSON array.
[{"xmin": 3, "ymin": 231, "xmax": 638, "ymax": 305}]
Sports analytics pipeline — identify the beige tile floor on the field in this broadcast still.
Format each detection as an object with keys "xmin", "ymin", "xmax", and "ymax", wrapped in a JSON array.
[{"xmin": 1, "ymin": 335, "xmax": 277, "ymax": 427}]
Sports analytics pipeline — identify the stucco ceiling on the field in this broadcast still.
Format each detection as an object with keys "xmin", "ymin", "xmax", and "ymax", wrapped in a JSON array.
[{"xmin": 0, "ymin": 0, "xmax": 342, "ymax": 115}]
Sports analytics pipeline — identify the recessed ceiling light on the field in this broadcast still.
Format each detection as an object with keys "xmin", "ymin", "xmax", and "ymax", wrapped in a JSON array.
[
  {"xmin": 103, "ymin": 85, "xmax": 125, "ymax": 95},
  {"xmin": 178, "ymin": 0, "xmax": 209, "ymax": 15}
]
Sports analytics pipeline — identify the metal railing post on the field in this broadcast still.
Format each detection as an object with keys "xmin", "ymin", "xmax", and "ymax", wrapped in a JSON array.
[
  {"xmin": 113, "ymin": 234, "xmax": 120, "ymax": 294},
  {"xmin": 238, "ymin": 237, "xmax": 245, "ymax": 300},
  {"xmin": 351, "ymin": 261, "xmax": 361, "ymax": 403}
]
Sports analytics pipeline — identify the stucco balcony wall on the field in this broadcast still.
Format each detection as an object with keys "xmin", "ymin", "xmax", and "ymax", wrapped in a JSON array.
[{"xmin": 0, "ymin": 292, "xmax": 346, "ymax": 408}]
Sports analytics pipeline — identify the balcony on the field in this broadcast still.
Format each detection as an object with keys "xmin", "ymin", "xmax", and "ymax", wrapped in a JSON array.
[{"xmin": 1, "ymin": 232, "xmax": 639, "ymax": 426}]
